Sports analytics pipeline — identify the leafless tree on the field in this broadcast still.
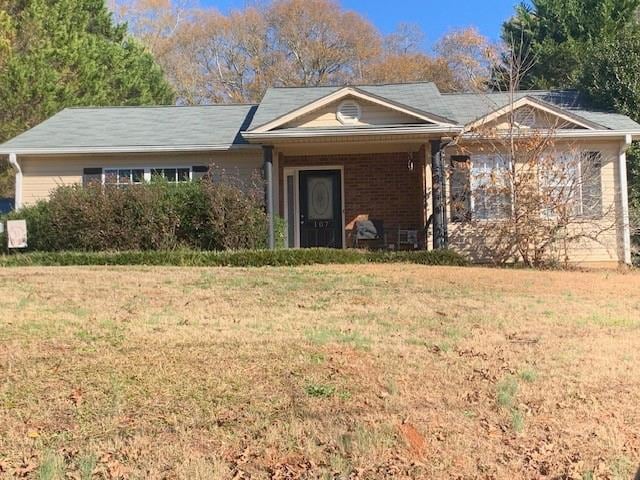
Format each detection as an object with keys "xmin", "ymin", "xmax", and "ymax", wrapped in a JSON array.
[{"xmin": 446, "ymin": 44, "xmax": 617, "ymax": 266}]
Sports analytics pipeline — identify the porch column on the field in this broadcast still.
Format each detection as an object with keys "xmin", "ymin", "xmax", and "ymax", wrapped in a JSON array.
[
  {"xmin": 430, "ymin": 140, "xmax": 447, "ymax": 249},
  {"xmin": 8, "ymin": 153, "xmax": 22, "ymax": 210},
  {"xmin": 263, "ymin": 145, "xmax": 275, "ymax": 250},
  {"xmin": 619, "ymin": 134, "xmax": 632, "ymax": 265}
]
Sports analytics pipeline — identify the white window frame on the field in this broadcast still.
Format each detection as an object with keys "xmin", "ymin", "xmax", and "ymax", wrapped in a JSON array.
[
  {"xmin": 101, "ymin": 166, "xmax": 195, "ymax": 185},
  {"xmin": 103, "ymin": 168, "xmax": 146, "ymax": 187},
  {"xmin": 538, "ymin": 151, "xmax": 586, "ymax": 218},
  {"xmin": 149, "ymin": 167, "xmax": 193, "ymax": 183},
  {"xmin": 470, "ymin": 154, "xmax": 512, "ymax": 220}
]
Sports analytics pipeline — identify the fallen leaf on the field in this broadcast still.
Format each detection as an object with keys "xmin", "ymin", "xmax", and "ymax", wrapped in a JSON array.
[{"xmin": 69, "ymin": 387, "xmax": 83, "ymax": 406}]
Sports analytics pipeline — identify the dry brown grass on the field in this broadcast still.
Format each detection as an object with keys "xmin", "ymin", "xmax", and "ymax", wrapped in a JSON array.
[{"xmin": 1, "ymin": 265, "xmax": 639, "ymax": 479}]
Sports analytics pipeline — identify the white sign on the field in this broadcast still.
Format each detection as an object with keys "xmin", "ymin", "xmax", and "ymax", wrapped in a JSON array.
[{"xmin": 7, "ymin": 220, "xmax": 27, "ymax": 249}]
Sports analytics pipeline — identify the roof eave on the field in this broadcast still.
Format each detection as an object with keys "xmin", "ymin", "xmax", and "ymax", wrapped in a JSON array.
[
  {"xmin": 459, "ymin": 129, "xmax": 640, "ymax": 141},
  {"xmin": 243, "ymin": 125, "xmax": 464, "ymax": 142}
]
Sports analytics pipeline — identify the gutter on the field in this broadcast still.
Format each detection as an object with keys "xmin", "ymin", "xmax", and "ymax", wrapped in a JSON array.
[
  {"xmin": 618, "ymin": 134, "xmax": 633, "ymax": 265},
  {"xmin": 460, "ymin": 130, "xmax": 640, "ymax": 141},
  {"xmin": 0, "ymin": 144, "xmax": 261, "ymax": 156},
  {"xmin": 243, "ymin": 126, "xmax": 464, "ymax": 142},
  {"xmin": 8, "ymin": 153, "xmax": 22, "ymax": 210}
]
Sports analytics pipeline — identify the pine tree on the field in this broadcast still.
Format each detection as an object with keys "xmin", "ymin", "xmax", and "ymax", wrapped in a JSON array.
[{"xmin": 0, "ymin": 0, "xmax": 175, "ymax": 196}]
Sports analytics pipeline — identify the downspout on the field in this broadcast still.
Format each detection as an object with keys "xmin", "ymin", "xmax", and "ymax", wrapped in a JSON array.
[
  {"xmin": 263, "ymin": 145, "xmax": 275, "ymax": 249},
  {"xmin": 8, "ymin": 153, "xmax": 22, "ymax": 210},
  {"xmin": 619, "ymin": 134, "xmax": 633, "ymax": 265}
]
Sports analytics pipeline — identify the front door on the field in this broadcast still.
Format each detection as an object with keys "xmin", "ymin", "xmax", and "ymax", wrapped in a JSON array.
[{"xmin": 299, "ymin": 170, "xmax": 343, "ymax": 248}]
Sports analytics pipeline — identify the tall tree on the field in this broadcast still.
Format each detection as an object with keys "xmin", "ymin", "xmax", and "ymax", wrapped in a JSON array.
[
  {"xmin": 0, "ymin": 0, "xmax": 174, "ymax": 196},
  {"xmin": 501, "ymin": 0, "xmax": 640, "ymax": 89},
  {"xmin": 117, "ymin": 0, "xmax": 493, "ymax": 103},
  {"xmin": 435, "ymin": 27, "xmax": 496, "ymax": 92}
]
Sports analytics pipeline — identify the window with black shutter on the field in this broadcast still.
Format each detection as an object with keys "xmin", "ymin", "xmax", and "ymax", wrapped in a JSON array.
[
  {"xmin": 82, "ymin": 168, "xmax": 102, "ymax": 187},
  {"xmin": 450, "ymin": 155, "xmax": 471, "ymax": 222}
]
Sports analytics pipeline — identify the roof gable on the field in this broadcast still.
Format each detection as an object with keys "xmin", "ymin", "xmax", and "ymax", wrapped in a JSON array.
[
  {"xmin": 249, "ymin": 86, "xmax": 458, "ymax": 133},
  {"xmin": 282, "ymin": 95, "xmax": 430, "ymax": 128},
  {"xmin": 464, "ymin": 96, "xmax": 603, "ymax": 132}
]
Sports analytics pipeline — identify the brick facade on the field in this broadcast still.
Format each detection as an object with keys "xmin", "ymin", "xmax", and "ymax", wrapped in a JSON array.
[{"xmin": 279, "ymin": 148, "xmax": 426, "ymax": 248}]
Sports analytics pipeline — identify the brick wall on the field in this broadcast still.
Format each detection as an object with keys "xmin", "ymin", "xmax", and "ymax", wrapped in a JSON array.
[{"xmin": 279, "ymin": 149, "xmax": 426, "ymax": 248}]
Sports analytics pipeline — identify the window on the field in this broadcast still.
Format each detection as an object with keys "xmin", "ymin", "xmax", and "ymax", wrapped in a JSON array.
[
  {"xmin": 151, "ymin": 168, "xmax": 191, "ymax": 183},
  {"xmin": 104, "ymin": 168, "xmax": 144, "ymax": 187},
  {"xmin": 539, "ymin": 151, "xmax": 602, "ymax": 218},
  {"xmin": 470, "ymin": 154, "xmax": 511, "ymax": 220},
  {"xmin": 82, "ymin": 166, "xmax": 207, "ymax": 188}
]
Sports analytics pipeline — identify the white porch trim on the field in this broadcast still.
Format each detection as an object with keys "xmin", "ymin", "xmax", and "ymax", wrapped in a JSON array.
[
  {"xmin": 8, "ymin": 153, "xmax": 21, "ymax": 210},
  {"xmin": 619, "ymin": 134, "xmax": 633, "ymax": 265}
]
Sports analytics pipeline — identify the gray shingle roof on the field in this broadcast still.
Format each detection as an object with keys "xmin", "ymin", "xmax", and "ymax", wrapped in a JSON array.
[
  {"xmin": 0, "ymin": 104, "xmax": 257, "ymax": 152},
  {"xmin": 441, "ymin": 90, "xmax": 640, "ymax": 130},
  {"xmin": 2, "ymin": 83, "xmax": 639, "ymax": 154},
  {"xmin": 250, "ymin": 82, "xmax": 640, "ymax": 132},
  {"xmin": 248, "ymin": 82, "xmax": 456, "ymax": 129}
]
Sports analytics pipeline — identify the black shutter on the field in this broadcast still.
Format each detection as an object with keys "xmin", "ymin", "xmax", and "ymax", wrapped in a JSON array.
[
  {"xmin": 82, "ymin": 168, "xmax": 102, "ymax": 187},
  {"xmin": 450, "ymin": 155, "xmax": 471, "ymax": 222},
  {"xmin": 581, "ymin": 152, "xmax": 602, "ymax": 218},
  {"xmin": 192, "ymin": 165, "xmax": 208, "ymax": 180}
]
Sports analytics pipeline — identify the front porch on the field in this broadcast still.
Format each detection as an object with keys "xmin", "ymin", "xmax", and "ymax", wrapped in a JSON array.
[{"xmin": 270, "ymin": 143, "xmax": 446, "ymax": 250}]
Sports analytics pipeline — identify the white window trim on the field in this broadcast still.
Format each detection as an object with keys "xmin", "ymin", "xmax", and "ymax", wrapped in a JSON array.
[
  {"xmin": 100, "ymin": 166, "xmax": 195, "ymax": 185},
  {"xmin": 469, "ymin": 153, "xmax": 512, "ymax": 220},
  {"xmin": 539, "ymin": 151, "xmax": 598, "ymax": 218}
]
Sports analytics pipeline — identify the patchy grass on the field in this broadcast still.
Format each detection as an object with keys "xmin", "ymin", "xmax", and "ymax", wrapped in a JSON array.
[{"xmin": 0, "ymin": 265, "xmax": 640, "ymax": 479}]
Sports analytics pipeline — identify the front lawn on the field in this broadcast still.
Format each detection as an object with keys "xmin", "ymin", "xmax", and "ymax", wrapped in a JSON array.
[{"xmin": 1, "ymin": 265, "xmax": 639, "ymax": 479}]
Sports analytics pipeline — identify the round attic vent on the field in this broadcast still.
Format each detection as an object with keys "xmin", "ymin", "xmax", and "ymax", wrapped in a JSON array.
[{"xmin": 337, "ymin": 100, "xmax": 361, "ymax": 125}]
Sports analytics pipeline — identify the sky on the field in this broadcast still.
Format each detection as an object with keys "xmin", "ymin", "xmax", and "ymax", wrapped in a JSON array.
[{"xmin": 199, "ymin": 0, "xmax": 522, "ymax": 50}]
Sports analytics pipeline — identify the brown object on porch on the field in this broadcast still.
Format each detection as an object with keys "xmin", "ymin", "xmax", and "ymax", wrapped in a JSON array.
[{"xmin": 353, "ymin": 219, "xmax": 385, "ymax": 249}]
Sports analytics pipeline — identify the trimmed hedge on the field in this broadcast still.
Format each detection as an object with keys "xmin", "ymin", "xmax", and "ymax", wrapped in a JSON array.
[{"xmin": 0, "ymin": 248, "xmax": 467, "ymax": 268}]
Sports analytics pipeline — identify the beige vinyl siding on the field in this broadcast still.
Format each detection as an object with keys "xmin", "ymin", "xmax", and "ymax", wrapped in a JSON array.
[
  {"xmin": 444, "ymin": 139, "xmax": 624, "ymax": 264},
  {"xmin": 490, "ymin": 109, "xmax": 585, "ymax": 130},
  {"xmin": 20, "ymin": 150, "xmax": 263, "ymax": 206},
  {"xmin": 283, "ymin": 98, "xmax": 425, "ymax": 128}
]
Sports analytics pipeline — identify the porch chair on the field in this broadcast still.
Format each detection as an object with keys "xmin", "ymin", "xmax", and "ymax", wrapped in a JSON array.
[
  {"xmin": 353, "ymin": 219, "xmax": 385, "ymax": 249},
  {"xmin": 397, "ymin": 228, "xmax": 419, "ymax": 250}
]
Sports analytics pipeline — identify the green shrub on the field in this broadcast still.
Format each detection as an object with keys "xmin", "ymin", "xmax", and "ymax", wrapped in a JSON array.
[
  {"xmin": 1, "ymin": 175, "xmax": 267, "ymax": 252},
  {"xmin": 0, "ymin": 248, "xmax": 467, "ymax": 268}
]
